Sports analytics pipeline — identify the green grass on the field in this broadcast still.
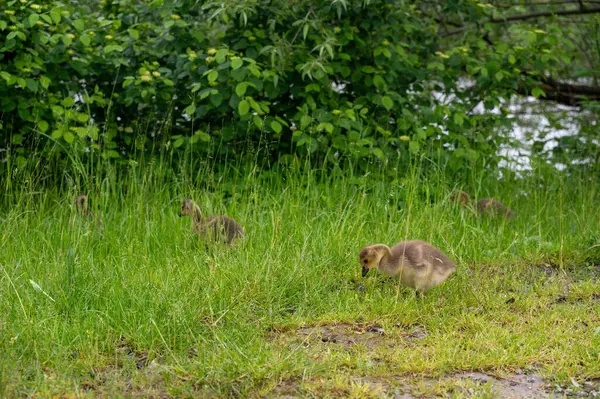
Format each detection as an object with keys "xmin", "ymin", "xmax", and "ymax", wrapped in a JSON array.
[{"xmin": 1, "ymin": 159, "xmax": 600, "ymax": 397}]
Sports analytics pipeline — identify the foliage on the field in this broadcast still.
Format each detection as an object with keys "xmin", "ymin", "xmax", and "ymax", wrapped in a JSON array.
[{"xmin": 0, "ymin": 0, "xmax": 599, "ymax": 176}]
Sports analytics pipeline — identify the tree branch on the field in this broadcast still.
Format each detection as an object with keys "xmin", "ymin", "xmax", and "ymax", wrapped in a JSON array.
[
  {"xmin": 517, "ymin": 77, "xmax": 600, "ymax": 106},
  {"xmin": 493, "ymin": 0, "xmax": 600, "ymax": 9},
  {"xmin": 441, "ymin": 6, "xmax": 600, "ymax": 37}
]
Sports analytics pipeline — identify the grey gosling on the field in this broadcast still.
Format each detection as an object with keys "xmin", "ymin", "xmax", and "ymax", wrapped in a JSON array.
[
  {"xmin": 75, "ymin": 194, "xmax": 104, "ymax": 235},
  {"xmin": 359, "ymin": 240, "xmax": 456, "ymax": 292},
  {"xmin": 450, "ymin": 190, "xmax": 516, "ymax": 220},
  {"xmin": 180, "ymin": 199, "xmax": 244, "ymax": 245}
]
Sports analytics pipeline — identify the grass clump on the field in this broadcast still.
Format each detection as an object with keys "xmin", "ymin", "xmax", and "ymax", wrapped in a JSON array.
[{"xmin": 1, "ymin": 159, "xmax": 599, "ymax": 397}]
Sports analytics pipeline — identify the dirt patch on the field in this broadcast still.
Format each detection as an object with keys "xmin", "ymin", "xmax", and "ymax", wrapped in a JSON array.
[
  {"xmin": 552, "ymin": 292, "xmax": 600, "ymax": 305},
  {"xmin": 116, "ymin": 336, "xmax": 151, "ymax": 370},
  {"xmin": 455, "ymin": 371, "xmax": 547, "ymax": 398},
  {"xmin": 77, "ymin": 362, "xmax": 169, "ymax": 398},
  {"xmin": 270, "ymin": 323, "xmax": 427, "ymax": 350},
  {"xmin": 266, "ymin": 371, "xmax": 555, "ymax": 398}
]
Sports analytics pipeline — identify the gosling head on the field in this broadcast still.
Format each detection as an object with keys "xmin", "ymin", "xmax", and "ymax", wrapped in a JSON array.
[
  {"xmin": 450, "ymin": 190, "xmax": 470, "ymax": 206},
  {"xmin": 180, "ymin": 199, "xmax": 195, "ymax": 217},
  {"xmin": 359, "ymin": 247, "xmax": 380, "ymax": 277},
  {"xmin": 75, "ymin": 194, "xmax": 88, "ymax": 212}
]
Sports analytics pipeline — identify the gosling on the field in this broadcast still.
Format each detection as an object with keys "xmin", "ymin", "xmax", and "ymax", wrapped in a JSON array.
[
  {"xmin": 450, "ymin": 190, "xmax": 471, "ymax": 207},
  {"xmin": 359, "ymin": 240, "xmax": 456, "ymax": 292},
  {"xmin": 180, "ymin": 199, "xmax": 244, "ymax": 245},
  {"xmin": 75, "ymin": 194, "xmax": 104, "ymax": 235},
  {"xmin": 450, "ymin": 190, "xmax": 516, "ymax": 220},
  {"xmin": 476, "ymin": 198, "xmax": 516, "ymax": 220}
]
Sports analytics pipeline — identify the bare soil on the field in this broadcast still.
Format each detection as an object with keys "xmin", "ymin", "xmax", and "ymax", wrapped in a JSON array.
[{"xmin": 266, "ymin": 323, "xmax": 600, "ymax": 398}]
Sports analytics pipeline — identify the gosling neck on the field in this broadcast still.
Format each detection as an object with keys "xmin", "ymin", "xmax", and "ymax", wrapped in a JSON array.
[
  {"xmin": 192, "ymin": 203, "xmax": 204, "ymax": 224},
  {"xmin": 371, "ymin": 244, "xmax": 393, "ymax": 268}
]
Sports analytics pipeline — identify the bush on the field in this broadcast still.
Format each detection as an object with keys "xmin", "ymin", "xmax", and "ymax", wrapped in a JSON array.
[{"xmin": 0, "ymin": 0, "xmax": 568, "ymax": 176}]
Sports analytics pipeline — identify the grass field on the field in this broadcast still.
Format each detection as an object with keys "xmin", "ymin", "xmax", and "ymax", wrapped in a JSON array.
[{"xmin": 1, "ymin": 159, "xmax": 600, "ymax": 397}]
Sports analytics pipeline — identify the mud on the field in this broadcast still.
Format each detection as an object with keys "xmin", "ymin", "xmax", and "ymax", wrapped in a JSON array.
[
  {"xmin": 270, "ymin": 323, "xmax": 427, "ymax": 350},
  {"xmin": 267, "ymin": 371, "xmax": 571, "ymax": 398}
]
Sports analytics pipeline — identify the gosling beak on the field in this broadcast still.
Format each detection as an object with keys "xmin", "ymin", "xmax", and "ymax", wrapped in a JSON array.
[{"xmin": 362, "ymin": 266, "xmax": 370, "ymax": 277}]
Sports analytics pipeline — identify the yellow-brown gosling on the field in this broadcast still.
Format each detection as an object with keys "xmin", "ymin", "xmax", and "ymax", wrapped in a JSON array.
[
  {"xmin": 180, "ymin": 199, "xmax": 244, "ymax": 245},
  {"xmin": 450, "ymin": 190, "xmax": 516, "ymax": 220},
  {"xmin": 359, "ymin": 240, "xmax": 456, "ymax": 292},
  {"xmin": 450, "ymin": 190, "xmax": 472, "ymax": 208},
  {"xmin": 476, "ymin": 198, "xmax": 516, "ymax": 220}
]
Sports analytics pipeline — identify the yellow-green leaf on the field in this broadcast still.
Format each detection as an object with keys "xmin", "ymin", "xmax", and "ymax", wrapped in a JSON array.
[
  {"xmin": 238, "ymin": 100, "xmax": 250, "ymax": 116},
  {"xmin": 231, "ymin": 57, "xmax": 243, "ymax": 70},
  {"xmin": 271, "ymin": 121, "xmax": 282, "ymax": 133},
  {"xmin": 80, "ymin": 34, "xmax": 91, "ymax": 46},
  {"xmin": 63, "ymin": 131, "xmax": 75, "ymax": 144},
  {"xmin": 235, "ymin": 82, "xmax": 247, "ymax": 97},
  {"xmin": 38, "ymin": 120, "xmax": 49, "ymax": 133},
  {"xmin": 381, "ymin": 96, "xmax": 393, "ymax": 111}
]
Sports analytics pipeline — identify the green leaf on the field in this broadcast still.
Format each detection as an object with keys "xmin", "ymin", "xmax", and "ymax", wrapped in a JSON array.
[
  {"xmin": 235, "ymin": 82, "xmax": 248, "ymax": 97},
  {"xmin": 247, "ymin": 65, "xmax": 261, "ymax": 78},
  {"xmin": 62, "ymin": 97, "xmax": 74, "ymax": 107},
  {"xmin": 271, "ymin": 121, "xmax": 282, "ymax": 133},
  {"xmin": 508, "ymin": 54, "xmax": 516, "ymax": 65},
  {"xmin": 231, "ymin": 57, "xmax": 243, "ymax": 70},
  {"xmin": 531, "ymin": 87, "xmax": 546, "ymax": 98},
  {"xmin": 372, "ymin": 148, "xmax": 385, "ymax": 160},
  {"xmin": 104, "ymin": 45, "xmax": 124, "ymax": 54},
  {"xmin": 361, "ymin": 66, "xmax": 376, "ymax": 73},
  {"xmin": 209, "ymin": 93, "xmax": 223, "ymax": 107},
  {"xmin": 427, "ymin": 62, "xmax": 444, "ymax": 71},
  {"xmin": 39, "ymin": 76, "xmax": 50, "ymax": 89},
  {"xmin": 163, "ymin": 78, "xmax": 174, "ymax": 86},
  {"xmin": 72, "ymin": 19, "xmax": 84, "ymax": 31},
  {"xmin": 62, "ymin": 35, "xmax": 72, "ymax": 46},
  {"xmin": 193, "ymin": 130, "xmax": 211, "ymax": 142},
  {"xmin": 38, "ymin": 120, "xmax": 49, "ymax": 133},
  {"xmin": 28, "ymin": 13, "xmax": 39, "ymax": 27},
  {"xmin": 25, "ymin": 79, "xmax": 38, "ymax": 93},
  {"xmin": 125, "ymin": 28, "xmax": 138, "ymax": 40},
  {"xmin": 50, "ymin": 10, "xmax": 61, "ymax": 24},
  {"xmin": 51, "ymin": 129, "xmax": 63, "ymax": 139},
  {"xmin": 89, "ymin": 126, "xmax": 98, "ymax": 140},
  {"xmin": 173, "ymin": 137, "xmax": 185, "ymax": 148},
  {"xmin": 253, "ymin": 115, "xmax": 263, "ymax": 129},
  {"xmin": 409, "ymin": 140, "xmax": 419, "ymax": 154},
  {"xmin": 16, "ymin": 156, "xmax": 27, "ymax": 169},
  {"xmin": 215, "ymin": 49, "xmax": 228, "ymax": 64},
  {"xmin": 300, "ymin": 115, "xmax": 312, "ymax": 129},
  {"xmin": 381, "ymin": 96, "xmax": 393, "ymax": 111},
  {"xmin": 453, "ymin": 113, "xmax": 464, "ymax": 126},
  {"xmin": 12, "ymin": 134, "xmax": 24, "ymax": 145},
  {"xmin": 249, "ymin": 98, "xmax": 263, "ymax": 114},
  {"xmin": 63, "ymin": 131, "xmax": 75, "ymax": 144},
  {"xmin": 207, "ymin": 70, "xmax": 218, "ymax": 82},
  {"xmin": 80, "ymin": 34, "xmax": 91, "ymax": 46},
  {"xmin": 373, "ymin": 75, "xmax": 385, "ymax": 90},
  {"xmin": 238, "ymin": 100, "xmax": 250, "ymax": 116},
  {"xmin": 184, "ymin": 104, "xmax": 196, "ymax": 116},
  {"xmin": 0, "ymin": 21, "xmax": 7, "ymax": 30}
]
